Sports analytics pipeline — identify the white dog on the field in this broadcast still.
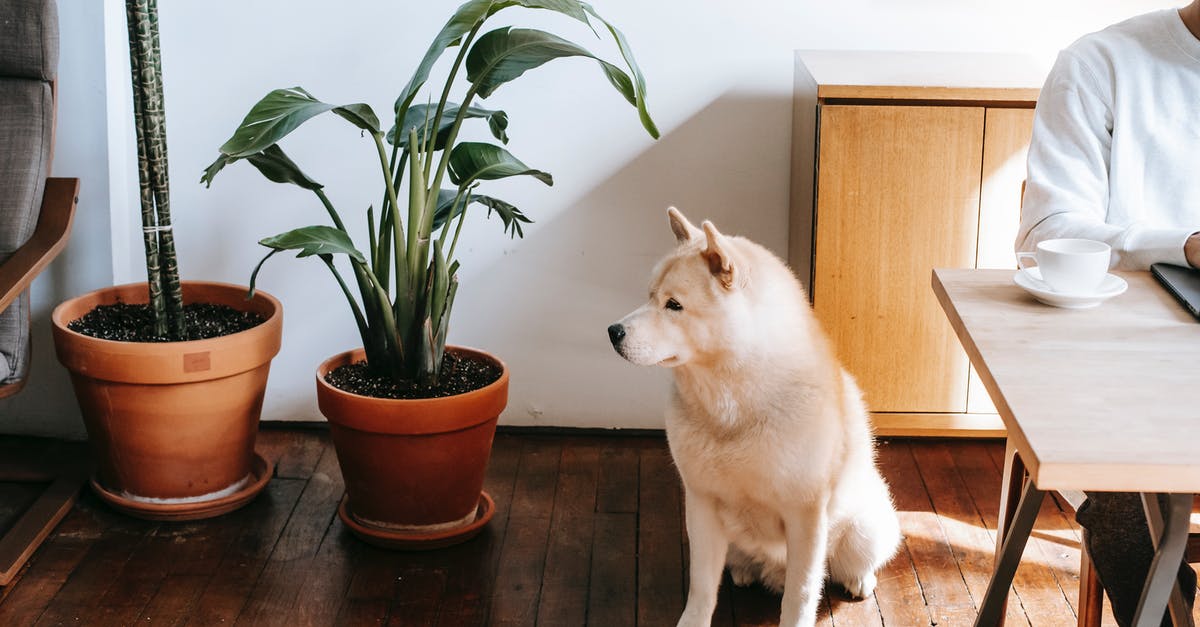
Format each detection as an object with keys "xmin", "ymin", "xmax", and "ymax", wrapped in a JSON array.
[{"xmin": 608, "ymin": 208, "xmax": 901, "ymax": 627}]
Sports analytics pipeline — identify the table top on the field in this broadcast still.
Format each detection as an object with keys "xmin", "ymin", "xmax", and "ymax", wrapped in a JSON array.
[{"xmin": 932, "ymin": 268, "xmax": 1200, "ymax": 493}]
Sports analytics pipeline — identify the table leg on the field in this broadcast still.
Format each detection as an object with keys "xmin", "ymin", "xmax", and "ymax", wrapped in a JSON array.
[
  {"xmin": 975, "ymin": 474, "xmax": 1046, "ymax": 627},
  {"xmin": 992, "ymin": 439, "xmax": 1028, "ymax": 626},
  {"xmin": 997, "ymin": 440, "xmax": 1027, "ymax": 554},
  {"xmin": 1133, "ymin": 493, "xmax": 1193, "ymax": 627}
]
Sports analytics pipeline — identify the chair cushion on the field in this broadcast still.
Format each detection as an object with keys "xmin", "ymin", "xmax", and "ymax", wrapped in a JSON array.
[
  {"xmin": 0, "ymin": 0, "xmax": 59, "ymax": 81},
  {"xmin": 0, "ymin": 78, "xmax": 52, "ymax": 385},
  {"xmin": 0, "ymin": 292, "xmax": 29, "ymax": 383},
  {"xmin": 0, "ymin": 79, "xmax": 51, "ymax": 252},
  {"xmin": 0, "ymin": 0, "xmax": 56, "ymax": 385}
]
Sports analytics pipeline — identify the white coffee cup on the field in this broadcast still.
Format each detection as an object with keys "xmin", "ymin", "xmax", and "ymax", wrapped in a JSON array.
[{"xmin": 1016, "ymin": 238, "xmax": 1111, "ymax": 294}]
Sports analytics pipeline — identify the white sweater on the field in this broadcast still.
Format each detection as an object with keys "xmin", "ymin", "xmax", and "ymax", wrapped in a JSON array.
[{"xmin": 1018, "ymin": 8, "xmax": 1200, "ymax": 270}]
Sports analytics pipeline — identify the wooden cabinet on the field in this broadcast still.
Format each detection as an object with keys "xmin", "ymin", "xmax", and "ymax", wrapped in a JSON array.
[{"xmin": 789, "ymin": 51, "xmax": 1045, "ymax": 437}]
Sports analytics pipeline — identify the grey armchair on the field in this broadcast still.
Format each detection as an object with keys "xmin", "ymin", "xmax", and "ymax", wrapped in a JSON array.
[
  {"xmin": 0, "ymin": 0, "xmax": 82, "ymax": 587},
  {"xmin": 0, "ymin": 0, "xmax": 78, "ymax": 397}
]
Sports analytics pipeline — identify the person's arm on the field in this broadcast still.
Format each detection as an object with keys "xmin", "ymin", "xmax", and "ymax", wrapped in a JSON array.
[
  {"xmin": 1017, "ymin": 50, "xmax": 1195, "ymax": 270},
  {"xmin": 1186, "ymin": 233, "xmax": 1200, "ymax": 267}
]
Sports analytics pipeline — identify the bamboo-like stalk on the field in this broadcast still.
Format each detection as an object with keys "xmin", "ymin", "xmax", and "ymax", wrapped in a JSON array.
[
  {"xmin": 135, "ymin": 0, "xmax": 185, "ymax": 339},
  {"xmin": 125, "ymin": 0, "xmax": 167, "ymax": 337}
]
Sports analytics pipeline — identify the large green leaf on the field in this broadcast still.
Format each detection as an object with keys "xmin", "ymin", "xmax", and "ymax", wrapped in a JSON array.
[
  {"xmin": 248, "ymin": 226, "xmax": 366, "ymax": 297},
  {"xmin": 201, "ymin": 154, "xmax": 235, "ymax": 188},
  {"xmin": 392, "ymin": 0, "xmax": 596, "ymax": 119},
  {"xmin": 448, "ymin": 142, "xmax": 552, "ymax": 188},
  {"xmin": 393, "ymin": 0, "xmax": 495, "ymax": 119},
  {"xmin": 331, "ymin": 103, "xmax": 381, "ymax": 133},
  {"xmin": 200, "ymin": 144, "xmax": 322, "ymax": 191},
  {"xmin": 219, "ymin": 87, "xmax": 379, "ymax": 158},
  {"xmin": 433, "ymin": 189, "xmax": 469, "ymax": 228},
  {"xmin": 582, "ymin": 3, "xmax": 658, "ymax": 138},
  {"xmin": 432, "ymin": 189, "xmax": 532, "ymax": 237},
  {"xmin": 259, "ymin": 225, "xmax": 366, "ymax": 263},
  {"xmin": 246, "ymin": 145, "xmax": 323, "ymax": 190},
  {"xmin": 474, "ymin": 193, "xmax": 532, "ymax": 238},
  {"xmin": 385, "ymin": 102, "xmax": 508, "ymax": 149},
  {"xmin": 495, "ymin": 0, "xmax": 588, "ymax": 24},
  {"xmin": 467, "ymin": 27, "xmax": 634, "ymax": 101}
]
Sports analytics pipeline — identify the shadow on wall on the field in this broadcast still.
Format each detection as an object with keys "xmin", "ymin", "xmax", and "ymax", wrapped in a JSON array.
[{"xmin": 454, "ymin": 89, "xmax": 794, "ymax": 428}]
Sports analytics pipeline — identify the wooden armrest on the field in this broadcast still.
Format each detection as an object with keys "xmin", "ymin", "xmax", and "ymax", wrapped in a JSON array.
[{"xmin": 0, "ymin": 177, "xmax": 79, "ymax": 313}]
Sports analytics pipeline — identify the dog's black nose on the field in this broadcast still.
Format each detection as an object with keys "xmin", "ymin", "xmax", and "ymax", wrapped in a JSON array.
[{"xmin": 607, "ymin": 323, "xmax": 626, "ymax": 345}]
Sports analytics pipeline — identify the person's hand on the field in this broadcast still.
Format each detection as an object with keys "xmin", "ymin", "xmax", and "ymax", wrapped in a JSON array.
[{"xmin": 1186, "ymin": 232, "xmax": 1200, "ymax": 268}]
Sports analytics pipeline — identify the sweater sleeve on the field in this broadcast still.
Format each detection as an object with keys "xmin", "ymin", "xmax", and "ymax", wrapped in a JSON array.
[{"xmin": 1016, "ymin": 50, "xmax": 1193, "ymax": 270}]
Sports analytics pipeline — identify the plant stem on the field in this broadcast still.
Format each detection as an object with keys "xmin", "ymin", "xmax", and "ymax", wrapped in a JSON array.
[
  {"xmin": 437, "ymin": 188, "xmax": 467, "ymax": 249},
  {"xmin": 424, "ymin": 84, "xmax": 479, "ymax": 223},
  {"xmin": 405, "ymin": 132, "xmax": 427, "ymax": 294},
  {"xmin": 313, "ymin": 188, "xmax": 348, "ymax": 232},
  {"xmin": 125, "ymin": 0, "xmax": 166, "ymax": 337},
  {"xmin": 320, "ymin": 255, "xmax": 369, "ymax": 341},
  {"xmin": 138, "ymin": 0, "xmax": 185, "ymax": 339},
  {"xmin": 375, "ymin": 152, "xmax": 406, "ymax": 291},
  {"xmin": 447, "ymin": 205, "xmax": 469, "ymax": 264},
  {"xmin": 372, "ymin": 132, "xmax": 404, "ymax": 238},
  {"xmin": 366, "ymin": 204, "xmax": 377, "ymax": 273},
  {"xmin": 424, "ymin": 23, "xmax": 482, "ymax": 181}
]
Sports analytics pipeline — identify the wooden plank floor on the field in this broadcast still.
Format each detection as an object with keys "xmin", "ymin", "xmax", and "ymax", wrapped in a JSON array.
[{"xmin": 0, "ymin": 429, "xmax": 1184, "ymax": 626}]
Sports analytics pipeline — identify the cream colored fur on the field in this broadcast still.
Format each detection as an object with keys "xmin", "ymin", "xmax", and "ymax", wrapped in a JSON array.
[{"xmin": 609, "ymin": 208, "xmax": 901, "ymax": 627}]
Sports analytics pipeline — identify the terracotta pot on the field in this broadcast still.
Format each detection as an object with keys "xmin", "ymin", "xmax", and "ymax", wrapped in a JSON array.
[
  {"xmin": 52, "ymin": 281, "xmax": 282, "ymax": 502},
  {"xmin": 316, "ymin": 346, "xmax": 508, "ymax": 536}
]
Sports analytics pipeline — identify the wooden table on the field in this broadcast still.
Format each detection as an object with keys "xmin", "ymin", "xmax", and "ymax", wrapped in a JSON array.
[{"xmin": 932, "ymin": 269, "xmax": 1200, "ymax": 627}]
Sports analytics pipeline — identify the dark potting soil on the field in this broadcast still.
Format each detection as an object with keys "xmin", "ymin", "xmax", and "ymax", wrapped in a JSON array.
[
  {"xmin": 325, "ymin": 351, "xmax": 502, "ymax": 400},
  {"xmin": 68, "ymin": 302, "xmax": 265, "ymax": 342}
]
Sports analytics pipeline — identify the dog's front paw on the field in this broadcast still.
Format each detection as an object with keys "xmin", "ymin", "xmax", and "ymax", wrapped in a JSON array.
[
  {"xmin": 839, "ymin": 572, "xmax": 877, "ymax": 600},
  {"xmin": 676, "ymin": 607, "xmax": 714, "ymax": 627}
]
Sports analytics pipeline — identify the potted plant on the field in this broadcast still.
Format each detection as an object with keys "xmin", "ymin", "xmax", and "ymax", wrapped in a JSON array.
[
  {"xmin": 202, "ymin": 0, "xmax": 658, "ymax": 547},
  {"xmin": 50, "ymin": 0, "xmax": 282, "ymax": 521}
]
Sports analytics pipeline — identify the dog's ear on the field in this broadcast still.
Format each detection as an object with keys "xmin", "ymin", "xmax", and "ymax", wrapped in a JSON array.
[
  {"xmin": 667, "ymin": 206, "xmax": 702, "ymax": 244},
  {"xmin": 701, "ymin": 221, "xmax": 737, "ymax": 289}
]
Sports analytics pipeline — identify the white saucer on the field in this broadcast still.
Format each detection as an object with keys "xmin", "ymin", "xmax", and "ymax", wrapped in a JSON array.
[{"xmin": 1013, "ymin": 268, "xmax": 1127, "ymax": 309}]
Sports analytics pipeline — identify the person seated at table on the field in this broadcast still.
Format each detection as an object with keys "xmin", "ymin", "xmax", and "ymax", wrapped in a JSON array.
[{"xmin": 1017, "ymin": 1, "xmax": 1200, "ymax": 624}]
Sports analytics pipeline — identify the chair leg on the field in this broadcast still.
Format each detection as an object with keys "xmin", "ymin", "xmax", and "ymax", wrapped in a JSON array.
[{"xmin": 1078, "ymin": 543, "xmax": 1104, "ymax": 627}]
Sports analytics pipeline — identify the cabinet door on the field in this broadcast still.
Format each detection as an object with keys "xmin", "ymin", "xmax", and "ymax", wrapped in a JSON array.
[
  {"xmin": 967, "ymin": 107, "xmax": 1036, "ymax": 414},
  {"xmin": 813, "ymin": 105, "xmax": 984, "ymax": 413}
]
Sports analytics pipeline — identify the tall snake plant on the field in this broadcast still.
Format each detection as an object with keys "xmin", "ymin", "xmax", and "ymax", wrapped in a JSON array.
[{"xmin": 202, "ymin": 0, "xmax": 658, "ymax": 387}]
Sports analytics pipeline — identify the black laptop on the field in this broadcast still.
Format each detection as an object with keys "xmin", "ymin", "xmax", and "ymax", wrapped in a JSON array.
[{"xmin": 1151, "ymin": 263, "xmax": 1200, "ymax": 319}]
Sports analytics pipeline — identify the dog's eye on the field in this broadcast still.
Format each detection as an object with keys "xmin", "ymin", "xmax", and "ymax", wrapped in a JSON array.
[{"xmin": 665, "ymin": 298, "xmax": 683, "ymax": 312}]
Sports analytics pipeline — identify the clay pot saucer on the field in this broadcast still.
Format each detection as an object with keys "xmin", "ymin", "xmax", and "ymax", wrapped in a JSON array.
[
  {"xmin": 338, "ymin": 491, "xmax": 495, "ymax": 550},
  {"xmin": 90, "ymin": 451, "xmax": 273, "ymax": 521}
]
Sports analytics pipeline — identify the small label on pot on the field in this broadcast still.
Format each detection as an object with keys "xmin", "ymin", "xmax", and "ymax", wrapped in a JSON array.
[{"xmin": 184, "ymin": 352, "xmax": 211, "ymax": 372}]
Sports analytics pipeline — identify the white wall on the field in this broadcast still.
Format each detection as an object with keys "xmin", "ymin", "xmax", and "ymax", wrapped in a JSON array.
[{"xmin": 2, "ymin": 0, "xmax": 1179, "ymax": 437}]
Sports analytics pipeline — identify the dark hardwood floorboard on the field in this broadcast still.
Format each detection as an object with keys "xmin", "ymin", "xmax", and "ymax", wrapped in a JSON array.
[
  {"xmin": 535, "ymin": 442, "xmax": 599, "ymax": 627},
  {"xmin": 911, "ymin": 441, "xmax": 1030, "ymax": 626},
  {"xmin": 0, "ymin": 501, "xmax": 106, "ymax": 624},
  {"xmin": 877, "ymin": 441, "xmax": 972, "ymax": 627},
  {"xmin": 0, "ymin": 431, "xmax": 1144, "ymax": 626},
  {"xmin": 637, "ymin": 445, "xmax": 685, "ymax": 626},
  {"xmin": 490, "ymin": 439, "xmax": 560, "ymax": 626},
  {"xmin": 135, "ymin": 573, "xmax": 207, "ymax": 626},
  {"xmin": 587, "ymin": 511, "xmax": 637, "ymax": 627},
  {"xmin": 183, "ymin": 479, "xmax": 307, "ymax": 626},
  {"xmin": 236, "ymin": 444, "xmax": 345, "ymax": 625}
]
